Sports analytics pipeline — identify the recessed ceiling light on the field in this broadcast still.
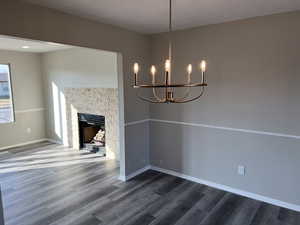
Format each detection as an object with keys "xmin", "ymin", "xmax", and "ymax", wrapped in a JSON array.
[{"xmin": 22, "ymin": 46, "xmax": 30, "ymax": 49}]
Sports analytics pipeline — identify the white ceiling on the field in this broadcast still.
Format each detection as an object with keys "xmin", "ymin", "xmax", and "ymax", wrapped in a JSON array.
[
  {"xmin": 0, "ymin": 35, "xmax": 72, "ymax": 53},
  {"xmin": 22, "ymin": 0, "xmax": 300, "ymax": 34}
]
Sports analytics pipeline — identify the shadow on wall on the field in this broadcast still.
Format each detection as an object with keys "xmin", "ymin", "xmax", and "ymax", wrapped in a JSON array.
[{"xmin": 50, "ymin": 82, "xmax": 119, "ymax": 160}]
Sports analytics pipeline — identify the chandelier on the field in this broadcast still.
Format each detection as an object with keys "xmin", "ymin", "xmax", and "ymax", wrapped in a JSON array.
[{"xmin": 132, "ymin": 0, "xmax": 207, "ymax": 103}]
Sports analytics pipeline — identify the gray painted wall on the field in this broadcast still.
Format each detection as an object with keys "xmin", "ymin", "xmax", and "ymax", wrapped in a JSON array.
[
  {"xmin": 41, "ymin": 48, "xmax": 118, "ymax": 144},
  {"xmin": 0, "ymin": 0, "xmax": 150, "ymax": 177},
  {"xmin": 3, "ymin": 0, "xmax": 298, "ymax": 208},
  {"xmin": 0, "ymin": 50, "xmax": 46, "ymax": 149},
  {"xmin": 125, "ymin": 122, "xmax": 150, "ymax": 174},
  {"xmin": 150, "ymin": 11, "xmax": 300, "ymax": 205}
]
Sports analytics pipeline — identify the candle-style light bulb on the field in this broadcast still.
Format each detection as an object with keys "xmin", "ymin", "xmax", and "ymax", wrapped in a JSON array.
[
  {"xmin": 165, "ymin": 59, "xmax": 171, "ymax": 73},
  {"xmin": 200, "ymin": 60, "xmax": 206, "ymax": 72},
  {"xmin": 200, "ymin": 60, "xmax": 206, "ymax": 84},
  {"xmin": 150, "ymin": 65, "xmax": 156, "ymax": 84},
  {"xmin": 187, "ymin": 64, "xmax": 192, "ymax": 84},
  {"xmin": 133, "ymin": 62, "xmax": 139, "ymax": 74},
  {"xmin": 133, "ymin": 62, "xmax": 139, "ymax": 86},
  {"xmin": 187, "ymin": 64, "xmax": 192, "ymax": 75},
  {"xmin": 150, "ymin": 65, "xmax": 156, "ymax": 76}
]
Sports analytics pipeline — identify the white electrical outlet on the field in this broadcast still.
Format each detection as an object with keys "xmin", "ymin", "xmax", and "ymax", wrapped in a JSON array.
[{"xmin": 238, "ymin": 165, "xmax": 245, "ymax": 176}]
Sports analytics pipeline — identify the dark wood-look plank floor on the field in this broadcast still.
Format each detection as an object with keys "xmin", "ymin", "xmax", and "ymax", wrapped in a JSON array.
[{"xmin": 0, "ymin": 142, "xmax": 299, "ymax": 225}]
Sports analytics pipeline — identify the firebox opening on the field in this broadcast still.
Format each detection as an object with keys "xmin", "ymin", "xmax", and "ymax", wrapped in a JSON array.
[{"xmin": 78, "ymin": 113, "xmax": 105, "ymax": 155}]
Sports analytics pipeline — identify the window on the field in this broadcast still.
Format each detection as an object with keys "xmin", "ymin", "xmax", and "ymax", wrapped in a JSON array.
[{"xmin": 0, "ymin": 64, "xmax": 14, "ymax": 123}]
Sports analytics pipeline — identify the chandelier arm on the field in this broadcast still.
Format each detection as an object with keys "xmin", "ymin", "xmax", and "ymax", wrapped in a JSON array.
[
  {"xmin": 138, "ymin": 96, "xmax": 165, "ymax": 103},
  {"xmin": 137, "ymin": 89, "xmax": 166, "ymax": 103},
  {"xmin": 172, "ymin": 74, "xmax": 192, "ymax": 100},
  {"xmin": 179, "ymin": 87, "xmax": 191, "ymax": 99},
  {"xmin": 180, "ymin": 74, "xmax": 192, "ymax": 99},
  {"xmin": 172, "ymin": 87, "xmax": 205, "ymax": 103},
  {"xmin": 152, "ymin": 88, "xmax": 164, "ymax": 102}
]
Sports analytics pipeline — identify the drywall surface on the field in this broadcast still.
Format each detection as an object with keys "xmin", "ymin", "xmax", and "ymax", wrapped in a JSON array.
[
  {"xmin": 150, "ymin": 11, "xmax": 300, "ymax": 205},
  {"xmin": 41, "ymin": 48, "xmax": 118, "ymax": 144},
  {"xmin": 0, "ymin": 0, "xmax": 151, "ymax": 176},
  {"xmin": 0, "ymin": 50, "xmax": 46, "ymax": 148}
]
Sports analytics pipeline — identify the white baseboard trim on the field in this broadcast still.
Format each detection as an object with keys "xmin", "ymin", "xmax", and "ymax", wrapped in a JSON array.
[
  {"xmin": 118, "ymin": 165, "xmax": 151, "ymax": 181},
  {"xmin": 0, "ymin": 138, "xmax": 49, "ymax": 151},
  {"xmin": 46, "ymin": 139, "xmax": 63, "ymax": 145},
  {"xmin": 118, "ymin": 175, "xmax": 126, "ymax": 182},
  {"xmin": 150, "ymin": 166, "xmax": 300, "ymax": 212}
]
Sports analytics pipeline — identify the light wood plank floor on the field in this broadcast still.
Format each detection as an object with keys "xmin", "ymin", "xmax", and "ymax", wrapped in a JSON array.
[{"xmin": 0, "ymin": 142, "xmax": 299, "ymax": 225}]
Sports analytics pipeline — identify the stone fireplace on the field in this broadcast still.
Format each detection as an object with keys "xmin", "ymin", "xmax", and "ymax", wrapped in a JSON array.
[{"xmin": 64, "ymin": 88, "xmax": 119, "ymax": 159}]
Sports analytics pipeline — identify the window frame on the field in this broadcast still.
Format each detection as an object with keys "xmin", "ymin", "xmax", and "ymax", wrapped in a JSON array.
[{"xmin": 0, "ymin": 63, "xmax": 15, "ymax": 124}]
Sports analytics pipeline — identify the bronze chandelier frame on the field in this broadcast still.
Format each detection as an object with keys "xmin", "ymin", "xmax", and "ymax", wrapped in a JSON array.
[{"xmin": 132, "ymin": 0, "xmax": 208, "ymax": 103}]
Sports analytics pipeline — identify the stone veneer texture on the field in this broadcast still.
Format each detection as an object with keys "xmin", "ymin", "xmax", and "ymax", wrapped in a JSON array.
[{"xmin": 64, "ymin": 88, "xmax": 119, "ymax": 159}]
